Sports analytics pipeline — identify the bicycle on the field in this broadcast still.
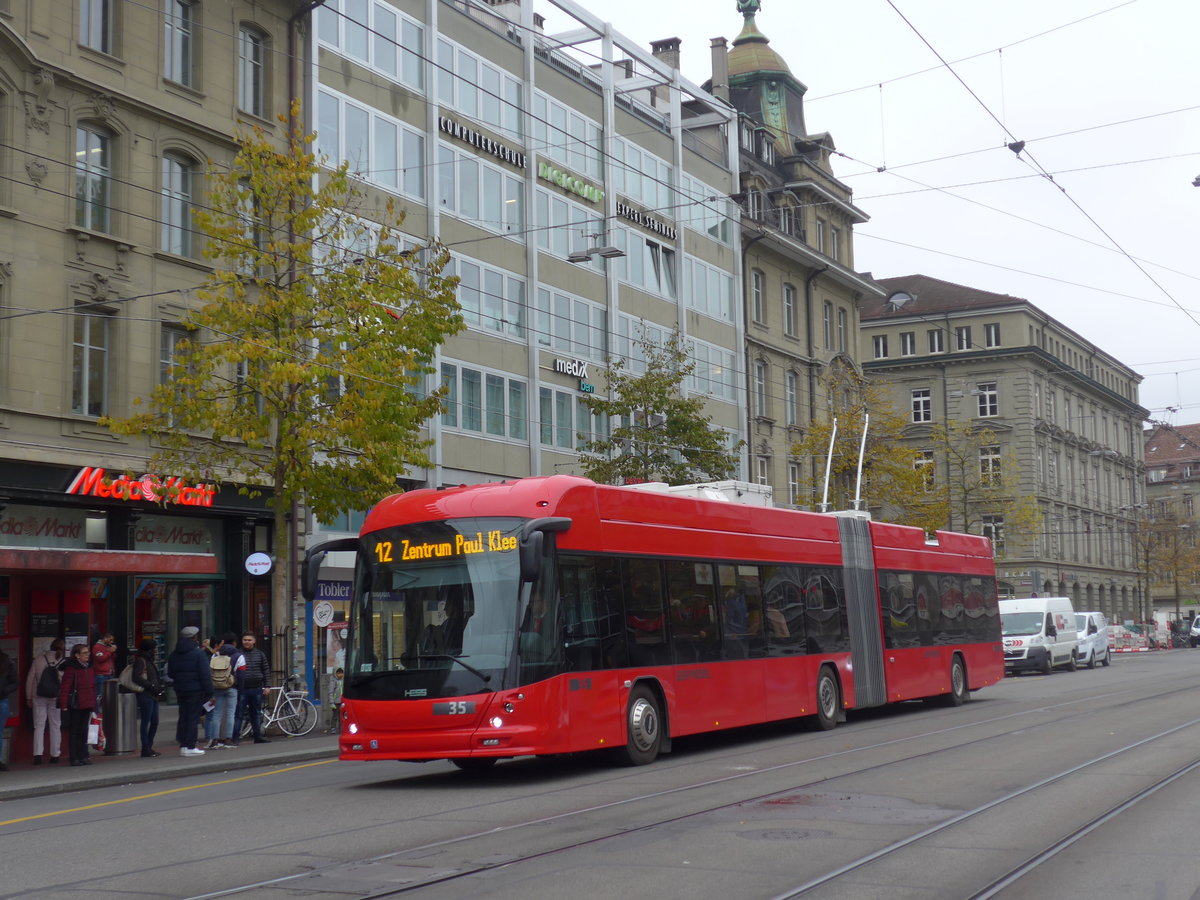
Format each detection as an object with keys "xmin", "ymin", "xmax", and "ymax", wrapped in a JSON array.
[{"xmin": 241, "ymin": 676, "xmax": 317, "ymax": 737}]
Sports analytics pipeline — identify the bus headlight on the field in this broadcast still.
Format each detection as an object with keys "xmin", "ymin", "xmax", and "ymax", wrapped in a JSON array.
[
  {"xmin": 348, "ymin": 722, "xmax": 359, "ymax": 735},
  {"xmin": 489, "ymin": 716, "xmax": 504, "ymax": 728}
]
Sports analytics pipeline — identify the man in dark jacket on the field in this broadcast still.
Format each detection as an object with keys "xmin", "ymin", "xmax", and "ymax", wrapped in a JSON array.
[
  {"xmin": 236, "ymin": 631, "xmax": 272, "ymax": 744},
  {"xmin": 168, "ymin": 626, "xmax": 213, "ymax": 756}
]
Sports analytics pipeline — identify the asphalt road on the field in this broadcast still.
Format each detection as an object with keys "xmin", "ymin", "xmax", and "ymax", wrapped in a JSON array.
[{"xmin": 3, "ymin": 650, "xmax": 1200, "ymax": 900}]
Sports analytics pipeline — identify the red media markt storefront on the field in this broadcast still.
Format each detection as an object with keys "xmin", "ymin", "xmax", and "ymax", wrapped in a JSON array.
[{"xmin": 0, "ymin": 461, "xmax": 274, "ymax": 764}]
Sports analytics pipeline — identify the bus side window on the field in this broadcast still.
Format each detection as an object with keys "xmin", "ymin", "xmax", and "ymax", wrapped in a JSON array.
[
  {"xmin": 559, "ymin": 555, "xmax": 627, "ymax": 671},
  {"xmin": 624, "ymin": 558, "xmax": 667, "ymax": 667}
]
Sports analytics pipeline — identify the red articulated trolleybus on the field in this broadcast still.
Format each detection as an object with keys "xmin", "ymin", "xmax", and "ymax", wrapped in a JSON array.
[{"xmin": 302, "ymin": 475, "xmax": 1003, "ymax": 770}]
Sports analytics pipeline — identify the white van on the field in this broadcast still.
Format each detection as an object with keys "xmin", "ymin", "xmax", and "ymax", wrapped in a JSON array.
[
  {"xmin": 1000, "ymin": 597, "xmax": 1079, "ymax": 674},
  {"xmin": 1075, "ymin": 611, "xmax": 1110, "ymax": 668}
]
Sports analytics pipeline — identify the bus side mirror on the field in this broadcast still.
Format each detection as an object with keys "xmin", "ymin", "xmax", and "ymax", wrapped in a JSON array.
[
  {"xmin": 520, "ymin": 531, "xmax": 544, "ymax": 582},
  {"xmin": 301, "ymin": 538, "xmax": 359, "ymax": 602},
  {"xmin": 518, "ymin": 517, "xmax": 571, "ymax": 582}
]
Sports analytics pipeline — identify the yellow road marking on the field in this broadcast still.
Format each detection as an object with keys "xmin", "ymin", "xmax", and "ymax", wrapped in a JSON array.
[{"xmin": 0, "ymin": 759, "xmax": 335, "ymax": 827}]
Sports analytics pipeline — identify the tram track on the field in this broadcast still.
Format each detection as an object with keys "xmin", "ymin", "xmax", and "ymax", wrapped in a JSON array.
[{"xmin": 183, "ymin": 670, "xmax": 1200, "ymax": 900}]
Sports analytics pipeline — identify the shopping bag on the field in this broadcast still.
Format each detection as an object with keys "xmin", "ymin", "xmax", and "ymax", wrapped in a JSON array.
[{"xmin": 89, "ymin": 712, "xmax": 105, "ymax": 750}]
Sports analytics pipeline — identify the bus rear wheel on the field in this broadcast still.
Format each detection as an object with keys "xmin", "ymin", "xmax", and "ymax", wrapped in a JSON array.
[
  {"xmin": 812, "ymin": 668, "xmax": 840, "ymax": 731},
  {"xmin": 942, "ymin": 656, "xmax": 969, "ymax": 707},
  {"xmin": 616, "ymin": 685, "xmax": 662, "ymax": 766}
]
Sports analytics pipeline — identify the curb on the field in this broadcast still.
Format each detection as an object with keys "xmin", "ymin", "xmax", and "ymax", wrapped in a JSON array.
[{"xmin": 0, "ymin": 740, "xmax": 338, "ymax": 803}]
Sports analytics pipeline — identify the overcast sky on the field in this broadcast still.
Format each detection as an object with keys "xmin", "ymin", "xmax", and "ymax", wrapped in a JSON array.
[{"xmin": 537, "ymin": 0, "xmax": 1200, "ymax": 424}]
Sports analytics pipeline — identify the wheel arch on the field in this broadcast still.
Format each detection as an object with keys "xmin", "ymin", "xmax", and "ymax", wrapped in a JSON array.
[{"xmin": 627, "ymin": 676, "xmax": 672, "ymax": 754}]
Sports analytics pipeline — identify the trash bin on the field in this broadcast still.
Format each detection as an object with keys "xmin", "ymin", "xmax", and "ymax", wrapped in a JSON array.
[{"xmin": 103, "ymin": 679, "xmax": 138, "ymax": 754}]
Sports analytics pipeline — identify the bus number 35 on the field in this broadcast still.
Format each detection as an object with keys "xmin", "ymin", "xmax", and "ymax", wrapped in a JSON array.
[{"xmin": 433, "ymin": 701, "xmax": 476, "ymax": 715}]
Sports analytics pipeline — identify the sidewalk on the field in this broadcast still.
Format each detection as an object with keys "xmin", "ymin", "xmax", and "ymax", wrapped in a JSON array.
[{"xmin": 0, "ymin": 704, "xmax": 340, "ymax": 803}]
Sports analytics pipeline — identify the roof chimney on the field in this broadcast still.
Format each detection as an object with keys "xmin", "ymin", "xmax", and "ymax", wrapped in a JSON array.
[
  {"xmin": 650, "ymin": 37, "xmax": 681, "ymax": 71},
  {"xmin": 710, "ymin": 37, "xmax": 729, "ymax": 102}
]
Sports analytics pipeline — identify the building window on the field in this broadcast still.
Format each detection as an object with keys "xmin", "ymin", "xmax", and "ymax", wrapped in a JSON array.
[
  {"xmin": 753, "ymin": 360, "xmax": 768, "ymax": 417},
  {"xmin": 238, "ymin": 27, "xmax": 266, "ymax": 117},
  {"xmin": 785, "ymin": 371, "xmax": 798, "ymax": 426},
  {"xmin": 928, "ymin": 328, "xmax": 944, "ymax": 353},
  {"xmin": 441, "ymin": 363, "xmax": 527, "ymax": 439},
  {"xmin": 756, "ymin": 456, "xmax": 770, "ymax": 486},
  {"xmin": 751, "ymin": 269, "xmax": 765, "ymax": 324},
  {"xmin": 783, "ymin": 283, "xmax": 797, "ymax": 336},
  {"xmin": 900, "ymin": 331, "xmax": 916, "ymax": 356},
  {"xmin": 747, "ymin": 189, "xmax": 764, "ymax": 221},
  {"xmin": 823, "ymin": 302, "xmax": 833, "ymax": 349},
  {"xmin": 788, "ymin": 462, "xmax": 802, "ymax": 507},
  {"xmin": 912, "ymin": 389, "xmax": 932, "ymax": 423},
  {"xmin": 837, "ymin": 308, "xmax": 847, "ymax": 352},
  {"xmin": 539, "ymin": 387, "xmax": 601, "ymax": 449},
  {"xmin": 815, "ymin": 218, "xmax": 826, "ymax": 254},
  {"xmin": 830, "ymin": 227, "xmax": 841, "ymax": 261},
  {"xmin": 779, "ymin": 206, "xmax": 797, "ymax": 237},
  {"xmin": 982, "ymin": 515, "xmax": 1005, "ymax": 554},
  {"xmin": 873, "ymin": 335, "xmax": 888, "ymax": 359},
  {"xmin": 915, "ymin": 449, "xmax": 935, "ymax": 491},
  {"xmin": 980, "ymin": 446, "xmax": 1002, "ymax": 487},
  {"xmin": 80, "ymin": 0, "xmax": 112, "ymax": 53},
  {"xmin": 955, "ymin": 325, "xmax": 972, "ymax": 351},
  {"xmin": 164, "ymin": 0, "xmax": 194, "ymax": 87},
  {"xmin": 72, "ymin": 304, "xmax": 110, "ymax": 416},
  {"xmin": 75, "ymin": 125, "xmax": 112, "ymax": 232},
  {"xmin": 976, "ymin": 382, "xmax": 998, "ymax": 417},
  {"xmin": 161, "ymin": 154, "xmax": 195, "ymax": 256},
  {"xmin": 160, "ymin": 325, "xmax": 188, "ymax": 386},
  {"xmin": 984, "ymin": 322, "xmax": 1001, "ymax": 347}
]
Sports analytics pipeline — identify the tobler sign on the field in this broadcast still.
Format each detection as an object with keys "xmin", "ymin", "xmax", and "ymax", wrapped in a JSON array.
[{"xmin": 65, "ymin": 467, "xmax": 217, "ymax": 508}]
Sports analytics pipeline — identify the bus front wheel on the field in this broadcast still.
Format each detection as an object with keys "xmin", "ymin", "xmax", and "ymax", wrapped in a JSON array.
[
  {"xmin": 813, "ymin": 668, "xmax": 840, "ymax": 731},
  {"xmin": 616, "ymin": 685, "xmax": 662, "ymax": 766}
]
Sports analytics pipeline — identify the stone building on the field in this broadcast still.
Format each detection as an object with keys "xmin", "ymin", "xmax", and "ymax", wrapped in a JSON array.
[
  {"xmin": 861, "ymin": 274, "xmax": 1148, "ymax": 620},
  {"xmin": 0, "ymin": 0, "xmax": 301, "ymax": 757}
]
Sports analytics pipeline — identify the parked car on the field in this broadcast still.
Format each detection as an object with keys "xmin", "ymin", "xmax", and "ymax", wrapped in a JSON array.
[
  {"xmin": 1189, "ymin": 617, "xmax": 1200, "ymax": 648},
  {"xmin": 1075, "ymin": 611, "xmax": 1110, "ymax": 668}
]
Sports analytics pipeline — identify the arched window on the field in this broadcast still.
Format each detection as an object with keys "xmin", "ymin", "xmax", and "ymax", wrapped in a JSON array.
[
  {"xmin": 161, "ymin": 152, "xmax": 196, "ymax": 255},
  {"xmin": 75, "ymin": 124, "xmax": 112, "ymax": 232},
  {"xmin": 239, "ymin": 26, "xmax": 268, "ymax": 117}
]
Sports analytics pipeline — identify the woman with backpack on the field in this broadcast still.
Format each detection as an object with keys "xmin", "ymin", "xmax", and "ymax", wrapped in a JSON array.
[
  {"xmin": 25, "ymin": 638, "xmax": 66, "ymax": 765},
  {"xmin": 206, "ymin": 633, "xmax": 243, "ymax": 749}
]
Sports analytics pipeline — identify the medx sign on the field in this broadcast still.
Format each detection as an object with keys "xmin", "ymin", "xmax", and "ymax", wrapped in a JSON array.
[{"xmin": 554, "ymin": 358, "xmax": 588, "ymax": 379}]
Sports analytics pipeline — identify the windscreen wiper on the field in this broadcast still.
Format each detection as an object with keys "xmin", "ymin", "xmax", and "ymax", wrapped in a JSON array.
[{"xmin": 409, "ymin": 654, "xmax": 492, "ymax": 685}]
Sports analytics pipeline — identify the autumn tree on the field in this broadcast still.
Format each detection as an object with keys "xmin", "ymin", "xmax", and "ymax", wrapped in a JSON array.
[
  {"xmin": 577, "ymin": 327, "xmax": 741, "ymax": 485},
  {"xmin": 103, "ymin": 107, "xmax": 461, "ymax": 658},
  {"xmin": 790, "ymin": 365, "xmax": 941, "ymax": 530}
]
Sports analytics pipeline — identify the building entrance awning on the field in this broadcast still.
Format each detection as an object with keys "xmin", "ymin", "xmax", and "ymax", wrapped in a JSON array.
[{"xmin": 0, "ymin": 547, "xmax": 219, "ymax": 576}]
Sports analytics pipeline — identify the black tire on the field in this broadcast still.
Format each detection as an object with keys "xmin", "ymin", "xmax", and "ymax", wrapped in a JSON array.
[
  {"xmin": 1066, "ymin": 652, "xmax": 1077, "ymax": 672},
  {"xmin": 942, "ymin": 656, "xmax": 969, "ymax": 707},
  {"xmin": 1041, "ymin": 653, "xmax": 1053, "ymax": 675},
  {"xmin": 278, "ymin": 698, "xmax": 317, "ymax": 736},
  {"xmin": 615, "ymin": 685, "xmax": 662, "ymax": 766},
  {"xmin": 1086, "ymin": 649, "xmax": 1096, "ymax": 669},
  {"xmin": 813, "ymin": 667, "xmax": 840, "ymax": 731},
  {"xmin": 451, "ymin": 757, "xmax": 498, "ymax": 772},
  {"xmin": 1100, "ymin": 647, "xmax": 1111, "ymax": 667}
]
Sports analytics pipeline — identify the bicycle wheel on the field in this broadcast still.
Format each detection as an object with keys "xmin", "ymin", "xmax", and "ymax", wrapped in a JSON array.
[{"xmin": 277, "ymin": 697, "xmax": 317, "ymax": 736}]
